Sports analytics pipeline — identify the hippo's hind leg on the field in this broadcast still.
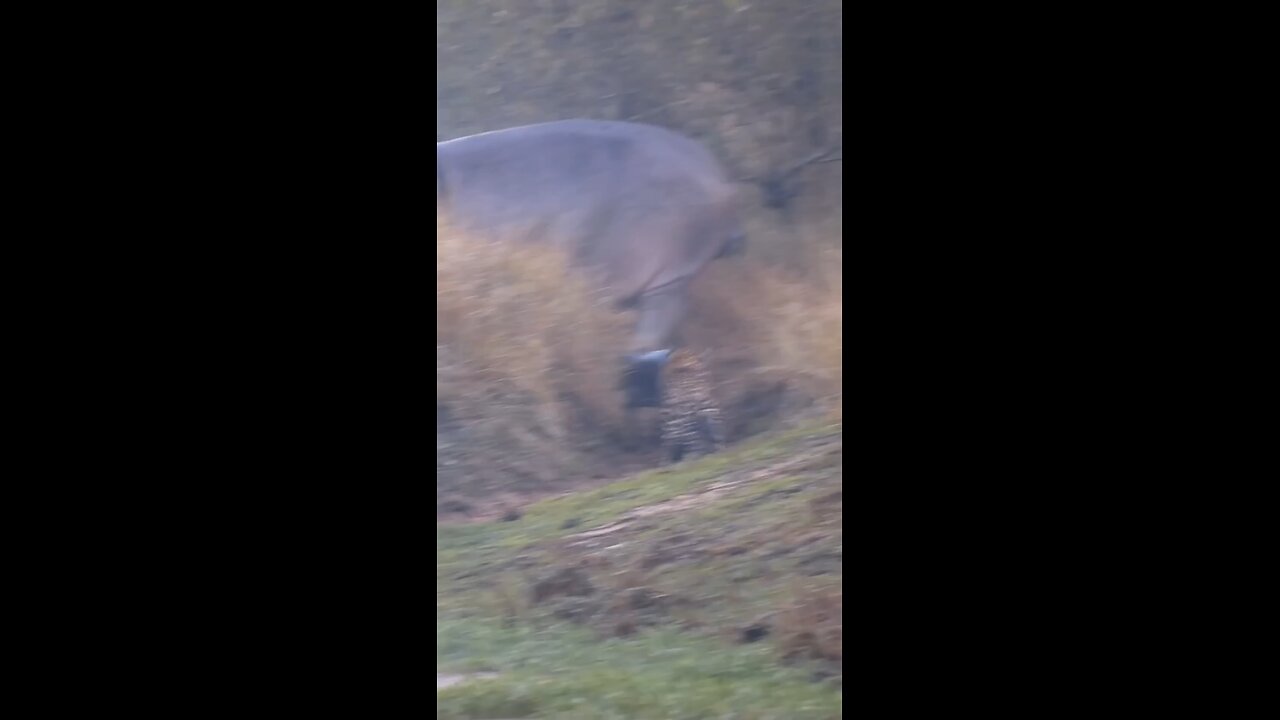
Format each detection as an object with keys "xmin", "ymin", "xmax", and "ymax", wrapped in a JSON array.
[
  {"xmin": 622, "ymin": 349, "xmax": 672, "ymax": 409},
  {"xmin": 630, "ymin": 280, "xmax": 690, "ymax": 356},
  {"xmin": 621, "ymin": 280, "xmax": 689, "ymax": 409}
]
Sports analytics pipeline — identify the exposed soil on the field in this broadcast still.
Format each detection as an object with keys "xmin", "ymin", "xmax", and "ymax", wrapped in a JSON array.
[{"xmin": 436, "ymin": 672, "xmax": 498, "ymax": 690}]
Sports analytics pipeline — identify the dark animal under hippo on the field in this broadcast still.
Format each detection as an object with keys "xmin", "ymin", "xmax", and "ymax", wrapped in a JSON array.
[{"xmin": 436, "ymin": 119, "xmax": 745, "ymax": 407}]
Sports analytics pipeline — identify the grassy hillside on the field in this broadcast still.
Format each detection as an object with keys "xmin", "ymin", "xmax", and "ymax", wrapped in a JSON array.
[{"xmin": 437, "ymin": 422, "xmax": 842, "ymax": 719}]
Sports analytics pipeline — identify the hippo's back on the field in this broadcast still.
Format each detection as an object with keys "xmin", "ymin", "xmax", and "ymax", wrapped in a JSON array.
[
  {"xmin": 436, "ymin": 121, "xmax": 736, "ymax": 261},
  {"xmin": 437, "ymin": 119, "xmax": 744, "ymax": 342}
]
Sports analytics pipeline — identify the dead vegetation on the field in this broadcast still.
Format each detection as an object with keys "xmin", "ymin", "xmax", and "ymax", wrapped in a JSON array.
[
  {"xmin": 436, "ymin": 215, "xmax": 842, "ymax": 512},
  {"xmin": 683, "ymin": 249, "xmax": 843, "ymax": 423},
  {"xmin": 437, "ymin": 218, "xmax": 636, "ymax": 505},
  {"xmin": 775, "ymin": 581, "xmax": 843, "ymax": 668}
]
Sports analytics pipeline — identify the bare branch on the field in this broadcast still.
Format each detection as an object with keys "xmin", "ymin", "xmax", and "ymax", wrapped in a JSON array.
[
  {"xmin": 781, "ymin": 147, "xmax": 841, "ymax": 178},
  {"xmin": 625, "ymin": 98, "xmax": 694, "ymax": 123}
]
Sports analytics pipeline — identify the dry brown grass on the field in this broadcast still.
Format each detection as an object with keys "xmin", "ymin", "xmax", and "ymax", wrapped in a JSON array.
[
  {"xmin": 775, "ymin": 580, "xmax": 843, "ymax": 666},
  {"xmin": 437, "ymin": 218, "xmax": 628, "ymax": 426},
  {"xmin": 762, "ymin": 247, "xmax": 843, "ymax": 417},
  {"xmin": 436, "ymin": 217, "xmax": 842, "ymax": 501},
  {"xmin": 437, "ymin": 219, "xmax": 635, "ymax": 500},
  {"xmin": 684, "ymin": 246, "xmax": 843, "ymax": 422}
]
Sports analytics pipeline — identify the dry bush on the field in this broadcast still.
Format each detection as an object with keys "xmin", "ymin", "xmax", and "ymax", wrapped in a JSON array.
[
  {"xmin": 437, "ymin": 219, "xmax": 628, "ymax": 415},
  {"xmin": 437, "ymin": 220, "xmax": 632, "ymax": 499},
  {"xmin": 761, "ymin": 246, "xmax": 842, "ymax": 416},
  {"xmin": 683, "ymin": 245, "xmax": 843, "ymax": 429},
  {"xmin": 775, "ymin": 581, "xmax": 843, "ymax": 666},
  {"xmin": 437, "ymin": 216, "xmax": 843, "ymax": 500}
]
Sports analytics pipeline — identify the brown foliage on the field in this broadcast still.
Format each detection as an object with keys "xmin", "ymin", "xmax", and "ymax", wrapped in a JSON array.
[
  {"xmin": 437, "ymin": 217, "xmax": 842, "ymax": 500},
  {"xmin": 775, "ymin": 582, "xmax": 843, "ymax": 665}
]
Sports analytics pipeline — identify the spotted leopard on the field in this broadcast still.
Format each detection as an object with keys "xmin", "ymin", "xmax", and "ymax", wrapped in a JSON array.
[{"xmin": 660, "ymin": 348, "xmax": 725, "ymax": 463}]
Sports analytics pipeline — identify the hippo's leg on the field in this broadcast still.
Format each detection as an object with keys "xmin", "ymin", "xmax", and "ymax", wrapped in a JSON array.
[
  {"xmin": 620, "ymin": 281, "xmax": 689, "ymax": 408},
  {"xmin": 630, "ymin": 280, "xmax": 689, "ymax": 355},
  {"xmin": 622, "ymin": 349, "xmax": 671, "ymax": 409}
]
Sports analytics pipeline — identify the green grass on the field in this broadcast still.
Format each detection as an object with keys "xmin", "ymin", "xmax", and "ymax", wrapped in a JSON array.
[
  {"xmin": 437, "ymin": 619, "xmax": 841, "ymax": 719},
  {"xmin": 438, "ymin": 422, "xmax": 843, "ymax": 718},
  {"xmin": 438, "ymin": 423, "xmax": 835, "ymax": 557}
]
